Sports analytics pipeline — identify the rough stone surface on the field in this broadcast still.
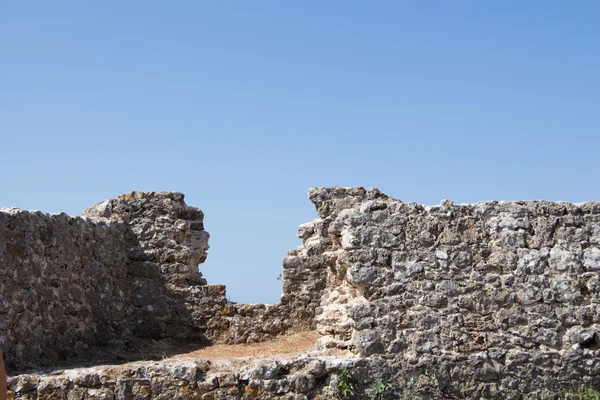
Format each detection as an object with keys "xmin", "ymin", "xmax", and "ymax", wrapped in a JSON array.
[
  {"xmin": 0, "ymin": 207, "xmax": 133, "ymax": 368},
  {"xmin": 6, "ymin": 355, "xmax": 358, "ymax": 400},
  {"xmin": 2, "ymin": 187, "xmax": 600, "ymax": 399},
  {"xmin": 301, "ymin": 187, "xmax": 600, "ymax": 398},
  {"xmin": 82, "ymin": 191, "xmax": 209, "ymax": 286},
  {"xmin": 0, "ymin": 192, "xmax": 214, "ymax": 369}
]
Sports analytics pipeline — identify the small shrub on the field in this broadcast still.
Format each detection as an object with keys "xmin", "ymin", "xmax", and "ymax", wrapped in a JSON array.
[
  {"xmin": 336, "ymin": 366, "xmax": 356, "ymax": 399},
  {"xmin": 366, "ymin": 379, "xmax": 395, "ymax": 400},
  {"xmin": 559, "ymin": 387, "xmax": 600, "ymax": 400},
  {"xmin": 275, "ymin": 361, "xmax": 291, "ymax": 376}
]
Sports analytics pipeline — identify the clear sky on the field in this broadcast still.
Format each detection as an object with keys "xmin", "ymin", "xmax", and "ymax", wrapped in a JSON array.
[{"xmin": 1, "ymin": 2, "xmax": 599, "ymax": 304}]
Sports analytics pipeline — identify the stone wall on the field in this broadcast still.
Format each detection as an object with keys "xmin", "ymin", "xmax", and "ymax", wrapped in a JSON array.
[
  {"xmin": 6, "ymin": 353, "xmax": 345, "ymax": 400},
  {"xmin": 0, "ymin": 208, "xmax": 132, "ymax": 368},
  {"xmin": 297, "ymin": 187, "xmax": 600, "ymax": 397},
  {"xmin": 2, "ymin": 187, "xmax": 600, "ymax": 398},
  {"xmin": 0, "ymin": 192, "xmax": 213, "ymax": 369},
  {"xmin": 0, "ymin": 189, "xmax": 327, "ymax": 371}
]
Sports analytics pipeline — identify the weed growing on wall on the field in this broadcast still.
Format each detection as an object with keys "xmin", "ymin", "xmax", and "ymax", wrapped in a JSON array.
[
  {"xmin": 559, "ymin": 387, "xmax": 600, "ymax": 400},
  {"xmin": 336, "ymin": 366, "xmax": 356, "ymax": 399},
  {"xmin": 275, "ymin": 361, "xmax": 291, "ymax": 377},
  {"xmin": 366, "ymin": 379, "xmax": 395, "ymax": 400}
]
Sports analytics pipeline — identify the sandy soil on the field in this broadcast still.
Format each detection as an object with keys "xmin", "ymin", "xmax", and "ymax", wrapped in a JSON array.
[
  {"xmin": 171, "ymin": 331, "xmax": 319, "ymax": 360},
  {"xmin": 11, "ymin": 331, "xmax": 321, "ymax": 375}
]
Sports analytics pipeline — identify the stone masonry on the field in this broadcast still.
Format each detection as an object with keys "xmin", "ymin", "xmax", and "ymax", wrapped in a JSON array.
[
  {"xmin": 303, "ymin": 187, "xmax": 600, "ymax": 397},
  {"xmin": 0, "ymin": 192, "xmax": 212, "ymax": 368},
  {"xmin": 2, "ymin": 188, "xmax": 600, "ymax": 399}
]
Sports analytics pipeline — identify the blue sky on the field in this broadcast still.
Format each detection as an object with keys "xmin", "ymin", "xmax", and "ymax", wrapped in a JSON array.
[{"xmin": 1, "ymin": 2, "xmax": 599, "ymax": 303}]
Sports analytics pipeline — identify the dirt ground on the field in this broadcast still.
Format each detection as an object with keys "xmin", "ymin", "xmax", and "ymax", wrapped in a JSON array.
[
  {"xmin": 11, "ymin": 331, "xmax": 321, "ymax": 375},
  {"xmin": 171, "ymin": 331, "xmax": 319, "ymax": 360}
]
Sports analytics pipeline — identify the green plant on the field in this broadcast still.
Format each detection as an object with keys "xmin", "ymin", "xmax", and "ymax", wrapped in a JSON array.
[
  {"xmin": 366, "ymin": 379, "xmax": 395, "ymax": 400},
  {"xmin": 559, "ymin": 387, "xmax": 600, "ymax": 400},
  {"xmin": 336, "ymin": 366, "xmax": 356, "ymax": 399},
  {"xmin": 275, "ymin": 361, "xmax": 291, "ymax": 376}
]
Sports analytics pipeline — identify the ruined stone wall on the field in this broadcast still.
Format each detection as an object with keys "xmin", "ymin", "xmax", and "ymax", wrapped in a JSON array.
[
  {"xmin": 0, "ymin": 189, "xmax": 318, "ymax": 372},
  {"xmin": 0, "ymin": 208, "xmax": 135, "ymax": 368},
  {"xmin": 3, "ymin": 187, "xmax": 600, "ymax": 398},
  {"xmin": 0, "ymin": 192, "xmax": 212, "ymax": 369},
  {"xmin": 81, "ymin": 191, "xmax": 213, "ymax": 342},
  {"xmin": 295, "ymin": 187, "xmax": 600, "ymax": 397}
]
